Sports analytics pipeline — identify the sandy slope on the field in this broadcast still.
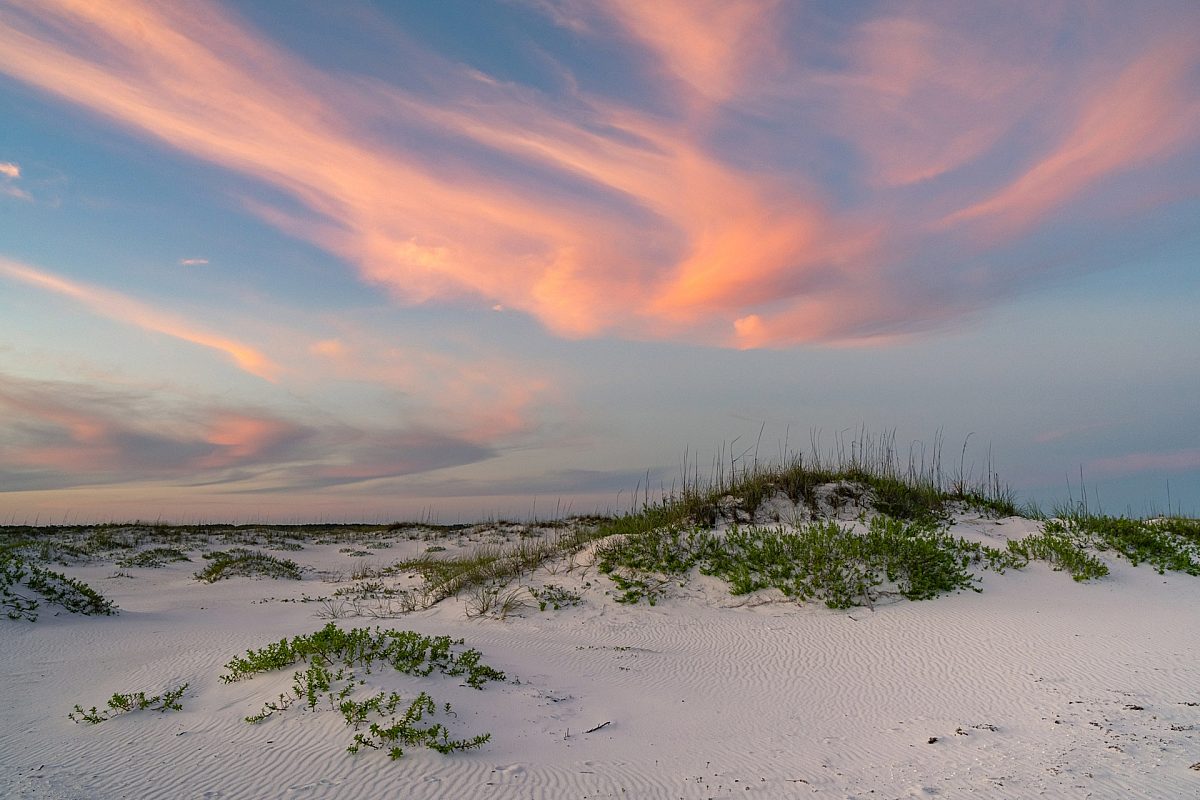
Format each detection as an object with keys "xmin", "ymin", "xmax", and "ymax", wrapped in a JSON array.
[{"xmin": 1, "ymin": 514, "xmax": 1197, "ymax": 799}]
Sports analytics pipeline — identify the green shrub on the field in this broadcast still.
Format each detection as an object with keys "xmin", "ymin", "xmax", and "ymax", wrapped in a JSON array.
[{"xmin": 1030, "ymin": 515, "xmax": 1200, "ymax": 577}]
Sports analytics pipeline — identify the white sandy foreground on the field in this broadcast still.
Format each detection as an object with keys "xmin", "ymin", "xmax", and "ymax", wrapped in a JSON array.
[{"xmin": 2, "ymin": 510, "xmax": 1198, "ymax": 800}]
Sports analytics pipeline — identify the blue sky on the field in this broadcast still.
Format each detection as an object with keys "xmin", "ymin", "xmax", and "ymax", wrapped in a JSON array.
[{"xmin": 1, "ymin": 0, "xmax": 1198, "ymax": 522}]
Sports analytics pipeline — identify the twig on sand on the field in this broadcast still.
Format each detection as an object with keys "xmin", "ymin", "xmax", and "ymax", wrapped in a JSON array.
[{"xmin": 585, "ymin": 721, "xmax": 611, "ymax": 734}]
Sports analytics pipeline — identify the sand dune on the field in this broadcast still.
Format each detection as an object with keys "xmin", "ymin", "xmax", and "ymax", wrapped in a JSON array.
[{"xmin": 2, "ymin": 510, "xmax": 1197, "ymax": 799}]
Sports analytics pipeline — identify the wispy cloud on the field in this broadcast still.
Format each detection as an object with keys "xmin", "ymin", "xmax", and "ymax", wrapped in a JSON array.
[
  {"xmin": 0, "ymin": 256, "xmax": 281, "ymax": 381},
  {"xmin": 179, "ymin": 257, "xmax": 209, "ymax": 266},
  {"xmin": 286, "ymin": 320, "xmax": 555, "ymax": 443},
  {"xmin": 1, "ymin": 0, "xmax": 1196, "ymax": 347},
  {"xmin": 944, "ymin": 35, "xmax": 1200, "ymax": 232},
  {"xmin": 0, "ymin": 159, "xmax": 30, "ymax": 199},
  {"xmin": 1086, "ymin": 448, "xmax": 1200, "ymax": 478},
  {"xmin": 597, "ymin": 0, "xmax": 782, "ymax": 106},
  {"xmin": 1033, "ymin": 421, "xmax": 1118, "ymax": 445}
]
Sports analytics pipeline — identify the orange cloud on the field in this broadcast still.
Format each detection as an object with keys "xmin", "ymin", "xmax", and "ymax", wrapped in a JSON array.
[
  {"xmin": 308, "ymin": 339, "xmax": 347, "ymax": 358},
  {"xmin": 285, "ymin": 319, "xmax": 554, "ymax": 444},
  {"xmin": 0, "ymin": 257, "xmax": 281, "ymax": 381},
  {"xmin": 944, "ymin": 36, "xmax": 1200, "ymax": 230}
]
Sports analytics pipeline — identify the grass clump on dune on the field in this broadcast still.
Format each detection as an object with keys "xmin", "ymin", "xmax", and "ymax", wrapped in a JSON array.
[
  {"xmin": 393, "ymin": 529, "xmax": 596, "ymax": 605},
  {"xmin": 598, "ymin": 516, "xmax": 1023, "ymax": 608},
  {"xmin": 118, "ymin": 546, "xmax": 191, "ymax": 568},
  {"xmin": 195, "ymin": 548, "xmax": 302, "ymax": 582},
  {"xmin": 389, "ymin": 431, "xmax": 1021, "ymax": 609}
]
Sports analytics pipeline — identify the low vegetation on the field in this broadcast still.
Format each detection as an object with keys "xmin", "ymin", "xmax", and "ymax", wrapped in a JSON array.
[
  {"xmin": 530, "ymin": 583, "xmax": 583, "ymax": 611},
  {"xmin": 222, "ymin": 623, "xmax": 504, "ymax": 760},
  {"xmin": 598, "ymin": 516, "xmax": 1023, "ymax": 608},
  {"xmin": 118, "ymin": 547, "xmax": 191, "ymax": 568},
  {"xmin": 69, "ymin": 684, "xmax": 188, "ymax": 724},
  {"xmin": 0, "ymin": 549, "xmax": 116, "ymax": 621},
  {"xmin": 195, "ymin": 548, "xmax": 302, "ymax": 582}
]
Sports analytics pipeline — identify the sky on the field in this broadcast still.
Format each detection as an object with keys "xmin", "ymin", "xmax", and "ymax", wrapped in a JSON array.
[{"xmin": 1, "ymin": 0, "xmax": 1198, "ymax": 523}]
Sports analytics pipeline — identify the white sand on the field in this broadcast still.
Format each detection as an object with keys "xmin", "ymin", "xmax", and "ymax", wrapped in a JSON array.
[{"xmin": 2, "ymin": 512, "xmax": 1197, "ymax": 799}]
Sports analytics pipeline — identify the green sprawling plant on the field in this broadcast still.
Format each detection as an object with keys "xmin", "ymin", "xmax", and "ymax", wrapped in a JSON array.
[
  {"xmin": 598, "ymin": 516, "xmax": 1023, "ymax": 608},
  {"xmin": 1042, "ymin": 514, "xmax": 1200, "ymax": 576},
  {"xmin": 195, "ymin": 548, "xmax": 302, "ymax": 582},
  {"xmin": 529, "ymin": 583, "xmax": 583, "ymax": 611},
  {"xmin": 1005, "ymin": 530, "xmax": 1109, "ymax": 581},
  {"xmin": 69, "ymin": 683, "xmax": 188, "ymax": 724},
  {"xmin": 221, "ymin": 623, "xmax": 503, "ymax": 759},
  {"xmin": 0, "ymin": 550, "xmax": 117, "ymax": 621}
]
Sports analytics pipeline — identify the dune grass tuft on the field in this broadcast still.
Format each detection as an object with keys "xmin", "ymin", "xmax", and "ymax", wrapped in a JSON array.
[{"xmin": 195, "ymin": 548, "xmax": 302, "ymax": 582}]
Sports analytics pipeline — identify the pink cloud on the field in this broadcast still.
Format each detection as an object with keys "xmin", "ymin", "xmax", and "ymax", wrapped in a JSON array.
[
  {"xmin": 944, "ymin": 35, "xmax": 1200, "ymax": 231},
  {"xmin": 599, "ymin": 0, "xmax": 782, "ymax": 106},
  {"xmin": 0, "ymin": 376, "xmax": 309, "ymax": 480},
  {"xmin": 1033, "ymin": 421, "xmax": 1118, "ymax": 445},
  {"xmin": 824, "ymin": 13, "xmax": 1041, "ymax": 187},
  {"xmin": 0, "ymin": 373, "xmax": 498, "ymax": 492},
  {"xmin": 285, "ymin": 320, "xmax": 555, "ymax": 444},
  {"xmin": 1086, "ymin": 449, "xmax": 1200, "ymax": 477}
]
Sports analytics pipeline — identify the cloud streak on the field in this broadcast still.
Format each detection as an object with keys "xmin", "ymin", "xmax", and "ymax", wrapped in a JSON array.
[
  {"xmin": 0, "ymin": 256, "xmax": 282, "ymax": 381},
  {"xmin": 1087, "ymin": 448, "xmax": 1200, "ymax": 478},
  {"xmin": 0, "ymin": 373, "xmax": 497, "ymax": 492},
  {"xmin": 944, "ymin": 35, "xmax": 1200, "ymax": 232}
]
